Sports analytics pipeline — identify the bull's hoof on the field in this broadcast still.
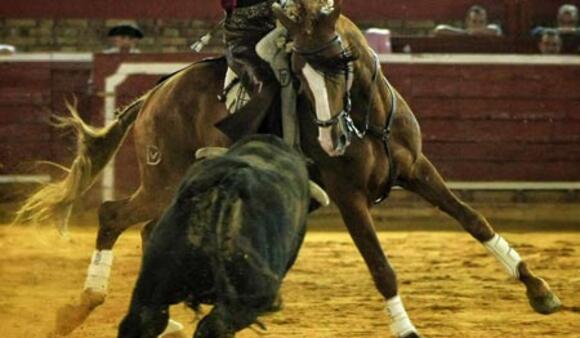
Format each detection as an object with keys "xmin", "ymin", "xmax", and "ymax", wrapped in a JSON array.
[
  {"xmin": 160, "ymin": 319, "xmax": 186, "ymax": 338},
  {"xmin": 160, "ymin": 330, "xmax": 187, "ymax": 338},
  {"xmin": 527, "ymin": 290, "xmax": 561, "ymax": 315},
  {"xmin": 265, "ymin": 293, "xmax": 284, "ymax": 313},
  {"xmin": 51, "ymin": 289, "xmax": 107, "ymax": 336}
]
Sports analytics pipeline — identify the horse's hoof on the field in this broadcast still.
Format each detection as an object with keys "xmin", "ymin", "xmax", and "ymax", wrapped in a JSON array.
[
  {"xmin": 401, "ymin": 332, "xmax": 423, "ymax": 338},
  {"xmin": 528, "ymin": 290, "xmax": 561, "ymax": 315},
  {"xmin": 52, "ymin": 289, "xmax": 107, "ymax": 336},
  {"xmin": 80, "ymin": 288, "xmax": 107, "ymax": 309}
]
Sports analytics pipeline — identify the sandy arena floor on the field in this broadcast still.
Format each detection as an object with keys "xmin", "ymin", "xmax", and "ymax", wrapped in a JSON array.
[{"xmin": 0, "ymin": 225, "xmax": 579, "ymax": 338}]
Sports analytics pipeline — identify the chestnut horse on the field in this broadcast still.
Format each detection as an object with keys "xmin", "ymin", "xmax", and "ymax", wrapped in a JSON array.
[{"xmin": 18, "ymin": 1, "xmax": 560, "ymax": 337}]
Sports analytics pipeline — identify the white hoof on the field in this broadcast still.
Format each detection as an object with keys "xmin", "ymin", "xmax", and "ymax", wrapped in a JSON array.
[{"xmin": 159, "ymin": 319, "xmax": 185, "ymax": 338}]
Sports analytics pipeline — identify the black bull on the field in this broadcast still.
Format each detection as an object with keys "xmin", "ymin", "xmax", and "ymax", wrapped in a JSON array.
[{"xmin": 118, "ymin": 135, "xmax": 324, "ymax": 338}]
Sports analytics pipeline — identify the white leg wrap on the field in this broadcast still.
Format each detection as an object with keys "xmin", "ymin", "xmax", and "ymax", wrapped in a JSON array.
[
  {"xmin": 385, "ymin": 295, "xmax": 417, "ymax": 338},
  {"xmin": 483, "ymin": 234, "xmax": 522, "ymax": 279},
  {"xmin": 160, "ymin": 319, "xmax": 184, "ymax": 336},
  {"xmin": 83, "ymin": 250, "xmax": 113, "ymax": 293}
]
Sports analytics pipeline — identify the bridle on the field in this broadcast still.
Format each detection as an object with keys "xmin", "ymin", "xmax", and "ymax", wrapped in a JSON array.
[
  {"xmin": 293, "ymin": 35, "xmax": 399, "ymax": 203},
  {"xmin": 293, "ymin": 35, "xmax": 355, "ymax": 132},
  {"xmin": 293, "ymin": 35, "xmax": 393, "ymax": 142}
]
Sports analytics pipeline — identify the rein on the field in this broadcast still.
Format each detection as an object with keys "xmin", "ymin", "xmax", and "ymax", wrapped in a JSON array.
[
  {"xmin": 351, "ymin": 49, "xmax": 398, "ymax": 203},
  {"xmin": 293, "ymin": 35, "xmax": 342, "ymax": 56}
]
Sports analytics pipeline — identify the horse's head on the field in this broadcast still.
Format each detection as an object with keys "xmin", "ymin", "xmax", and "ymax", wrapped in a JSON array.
[{"xmin": 274, "ymin": 0, "xmax": 358, "ymax": 157}]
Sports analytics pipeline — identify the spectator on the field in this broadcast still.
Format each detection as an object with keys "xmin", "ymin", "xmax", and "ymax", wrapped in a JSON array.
[
  {"xmin": 0, "ymin": 44, "xmax": 16, "ymax": 55},
  {"xmin": 103, "ymin": 24, "xmax": 143, "ymax": 54},
  {"xmin": 538, "ymin": 29, "xmax": 563, "ymax": 54},
  {"xmin": 531, "ymin": 4, "xmax": 579, "ymax": 36},
  {"xmin": 433, "ymin": 5, "xmax": 503, "ymax": 37},
  {"xmin": 557, "ymin": 4, "xmax": 579, "ymax": 34}
]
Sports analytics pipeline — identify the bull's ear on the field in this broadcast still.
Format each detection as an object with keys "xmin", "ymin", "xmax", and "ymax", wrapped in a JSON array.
[
  {"xmin": 309, "ymin": 181, "xmax": 330, "ymax": 207},
  {"xmin": 272, "ymin": 2, "xmax": 299, "ymax": 35},
  {"xmin": 195, "ymin": 147, "xmax": 228, "ymax": 160}
]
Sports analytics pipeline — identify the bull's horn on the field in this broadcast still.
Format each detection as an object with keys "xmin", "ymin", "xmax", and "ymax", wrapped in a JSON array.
[
  {"xmin": 309, "ymin": 181, "xmax": 330, "ymax": 207},
  {"xmin": 195, "ymin": 147, "xmax": 228, "ymax": 160}
]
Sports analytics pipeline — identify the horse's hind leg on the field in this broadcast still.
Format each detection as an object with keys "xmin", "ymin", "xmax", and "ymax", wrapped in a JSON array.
[
  {"xmin": 52, "ymin": 187, "xmax": 167, "ymax": 336},
  {"xmin": 399, "ymin": 154, "xmax": 561, "ymax": 315}
]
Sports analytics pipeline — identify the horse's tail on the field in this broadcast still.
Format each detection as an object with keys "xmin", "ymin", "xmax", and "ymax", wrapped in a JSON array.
[{"xmin": 14, "ymin": 93, "xmax": 148, "ymax": 231}]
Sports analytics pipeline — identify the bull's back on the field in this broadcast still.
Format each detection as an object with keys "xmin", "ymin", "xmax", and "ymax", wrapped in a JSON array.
[{"xmin": 184, "ymin": 136, "xmax": 310, "ymax": 276}]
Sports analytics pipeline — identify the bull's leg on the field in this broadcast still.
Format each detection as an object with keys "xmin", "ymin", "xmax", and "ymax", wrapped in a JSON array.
[
  {"xmin": 194, "ymin": 304, "xmax": 264, "ymax": 338},
  {"xmin": 331, "ymin": 187, "xmax": 421, "ymax": 338},
  {"xmin": 399, "ymin": 154, "xmax": 561, "ymax": 315},
  {"xmin": 141, "ymin": 218, "xmax": 159, "ymax": 253},
  {"xmin": 118, "ymin": 305, "xmax": 170, "ymax": 338},
  {"xmin": 195, "ymin": 272, "xmax": 279, "ymax": 338}
]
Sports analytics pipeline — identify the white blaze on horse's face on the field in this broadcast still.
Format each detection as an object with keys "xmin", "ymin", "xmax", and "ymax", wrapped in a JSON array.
[{"xmin": 302, "ymin": 62, "xmax": 345, "ymax": 157}]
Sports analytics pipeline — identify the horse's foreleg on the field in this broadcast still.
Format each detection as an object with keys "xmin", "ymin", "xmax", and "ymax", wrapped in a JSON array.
[
  {"xmin": 332, "ymin": 189, "xmax": 421, "ymax": 338},
  {"xmin": 400, "ymin": 154, "xmax": 561, "ymax": 315}
]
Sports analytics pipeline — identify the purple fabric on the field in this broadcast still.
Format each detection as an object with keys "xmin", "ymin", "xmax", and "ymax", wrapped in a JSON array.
[{"xmin": 221, "ymin": 0, "xmax": 238, "ymax": 10}]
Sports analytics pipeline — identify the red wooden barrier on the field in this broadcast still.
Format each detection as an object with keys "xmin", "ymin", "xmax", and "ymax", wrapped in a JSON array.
[
  {"xmin": 382, "ymin": 60, "xmax": 580, "ymax": 181},
  {"xmin": 391, "ymin": 36, "xmax": 541, "ymax": 54},
  {"xmin": 2, "ymin": 53, "xmax": 579, "ymax": 199},
  {"xmin": 0, "ymin": 58, "xmax": 92, "ymax": 175},
  {"xmin": 88, "ymin": 53, "xmax": 580, "ymax": 199}
]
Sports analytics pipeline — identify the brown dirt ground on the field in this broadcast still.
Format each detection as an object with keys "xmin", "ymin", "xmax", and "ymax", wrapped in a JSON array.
[{"xmin": 0, "ymin": 225, "xmax": 579, "ymax": 338}]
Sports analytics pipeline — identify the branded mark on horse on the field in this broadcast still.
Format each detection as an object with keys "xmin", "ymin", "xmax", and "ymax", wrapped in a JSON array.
[
  {"xmin": 17, "ymin": 1, "xmax": 560, "ymax": 337},
  {"xmin": 118, "ymin": 135, "xmax": 325, "ymax": 337}
]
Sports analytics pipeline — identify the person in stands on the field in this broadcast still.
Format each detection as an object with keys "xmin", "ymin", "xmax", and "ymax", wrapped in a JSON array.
[
  {"xmin": 0, "ymin": 44, "xmax": 16, "ymax": 55},
  {"xmin": 538, "ymin": 29, "xmax": 563, "ymax": 54},
  {"xmin": 556, "ymin": 4, "xmax": 579, "ymax": 34},
  {"xmin": 433, "ymin": 5, "xmax": 503, "ymax": 37},
  {"xmin": 532, "ymin": 4, "xmax": 579, "ymax": 36},
  {"xmin": 103, "ymin": 24, "xmax": 143, "ymax": 54}
]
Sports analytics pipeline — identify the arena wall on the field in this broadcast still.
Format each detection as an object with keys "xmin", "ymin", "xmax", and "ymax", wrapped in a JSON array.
[
  {"xmin": 0, "ymin": 55, "xmax": 92, "ymax": 174},
  {"xmin": 78, "ymin": 53, "xmax": 580, "ymax": 199}
]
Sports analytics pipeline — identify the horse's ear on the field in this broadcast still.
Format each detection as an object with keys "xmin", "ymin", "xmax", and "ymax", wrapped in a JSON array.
[
  {"xmin": 323, "ymin": 0, "xmax": 342, "ymax": 27},
  {"xmin": 272, "ymin": 2, "xmax": 299, "ymax": 35}
]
